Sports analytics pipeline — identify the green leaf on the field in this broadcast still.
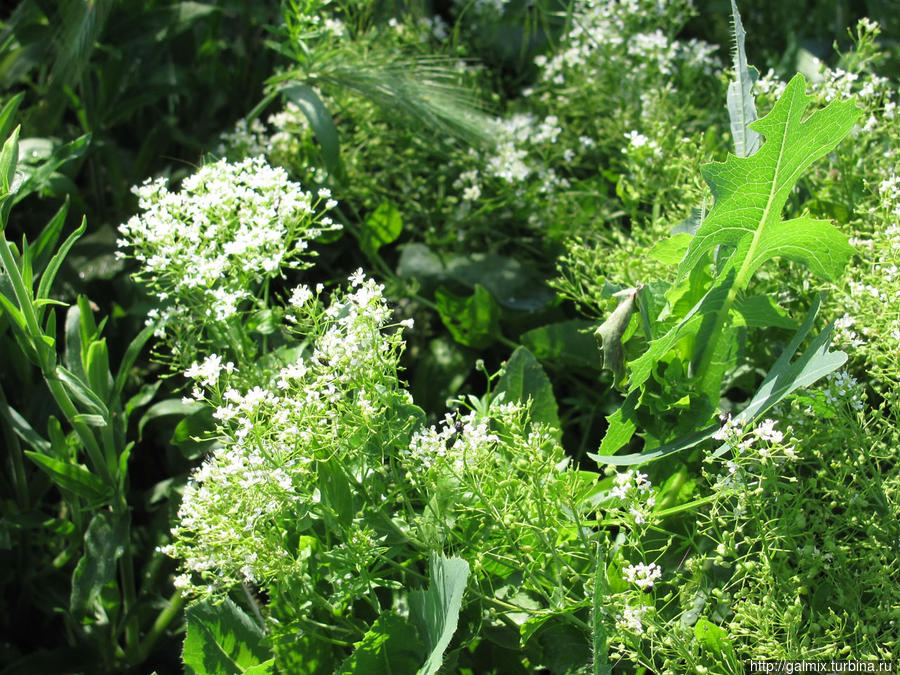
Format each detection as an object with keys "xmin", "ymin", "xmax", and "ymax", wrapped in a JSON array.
[
  {"xmin": 70, "ymin": 511, "xmax": 127, "ymax": 615},
  {"xmin": 1, "ymin": 401, "xmax": 51, "ymax": 453},
  {"xmin": 84, "ymin": 338, "xmax": 112, "ymax": 404},
  {"xmin": 678, "ymin": 73, "xmax": 859, "ymax": 287},
  {"xmin": 138, "ymin": 398, "xmax": 205, "ymax": 439},
  {"xmin": 732, "ymin": 294, "xmax": 797, "ymax": 329},
  {"xmin": 14, "ymin": 133, "xmax": 91, "ymax": 206},
  {"xmin": 0, "ymin": 125, "xmax": 21, "ymax": 210},
  {"xmin": 24, "ymin": 451, "xmax": 110, "ymax": 502},
  {"xmin": 495, "ymin": 346, "xmax": 560, "ymax": 432},
  {"xmin": 37, "ymin": 218, "xmax": 87, "ymax": 310},
  {"xmin": 434, "ymin": 284, "xmax": 501, "ymax": 349},
  {"xmin": 590, "ymin": 418, "xmax": 719, "ymax": 467},
  {"xmin": 648, "ymin": 233, "xmax": 692, "ymax": 265},
  {"xmin": 409, "ymin": 553, "xmax": 470, "ymax": 675},
  {"xmin": 727, "ymin": 0, "xmax": 761, "ymax": 157},
  {"xmin": 445, "ymin": 253, "xmax": 554, "ymax": 311},
  {"xmin": 714, "ymin": 297, "xmax": 846, "ymax": 456},
  {"xmin": 361, "ymin": 200, "xmax": 402, "ymax": 256},
  {"xmin": 281, "ymin": 84, "xmax": 340, "ymax": 177},
  {"xmin": 55, "ymin": 365, "xmax": 109, "ymax": 420},
  {"xmin": 694, "ymin": 617, "xmax": 733, "ymax": 656},
  {"xmin": 113, "ymin": 321, "xmax": 157, "ymax": 402},
  {"xmin": 171, "ymin": 405, "xmax": 218, "ymax": 459},
  {"xmin": 317, "ymin": 460, "xmax": 354, "ymax": 529},
  {"xmin": 0, "ymin": 93, "xmax": 25, "ymax": 143},
  {"xmin": 183, "ymin": 597, "xmax": 274, "ymax": 675},
  {"xmin": 338, "ymin": 612, "xmax": 424, "ymax": 675},
  {"xmin": 520, "ymin": 320, "xmax": 603, "ymax": 371}
]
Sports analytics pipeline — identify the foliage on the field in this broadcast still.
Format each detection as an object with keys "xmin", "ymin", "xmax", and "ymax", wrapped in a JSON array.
[{"xmin": 1, "ymin": 0, "xmax": 898, "ymax": 672}]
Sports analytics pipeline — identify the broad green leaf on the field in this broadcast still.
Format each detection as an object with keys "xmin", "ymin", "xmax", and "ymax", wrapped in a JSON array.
[
  {"xmin": 727, "ymin": 0, "xmax": 760, "ymax": 157},
  {"xmin": 338, "ymin": 612, "xmax": 424, "ymax": 675},
  {"xmin": 361, "ymin": 200, "xmax": 402, "ymax": 255},
  {"xmin": 139, "ymin": 398, "xmax": 205, "ymax": 438},
  {"xmin": 523, "ymin": 617, "xmax": 592, "ymax": 674},
  {"xmin": 70, "ymin": 511, "xmax": 127, "ymax": 615},
  {"xmin": 677, "ymin": 73, "xmax": 859, "ymax": 287},
  {"xmin": 733, "ymin": 294, "xmax": 797, "ymax": 329},
  {"xmin": 171, "ymin": 405, "xmax": 218, "ymax": 459},
  {"xmin": 629, "ymin": 275, "xmax": 733, "ymax": 392},
  {"xmin": 183, "ymin": 597, "xmax": 274, "ymax": 675},
  {"xmin": 317, "ymin": 460, "xmax": 354, "ymax": 529},
  {"xmin": 520, "ymin": 320, "xmax": 603, "ymax": 371},
  {"xmin": 434, "ymin": 284, "xmax": 501, "ymax": 349},
  {"xmin": 648, "ymin": 233, "xmax": 692, "ymax": 265},
  {"xmin": 281, "ymin": 84, "xmax": 340, "ymax": 177},
  {"xmin": 445, "ymin": 253, "xmax": 554, "ymax": 311},
  {"xmin": 409, "ymin": 553, "xmax": 470, "ymax": 675},
  {"xmin": 495, "ymin": 346, "xmax": 560, "ymax": 432}
]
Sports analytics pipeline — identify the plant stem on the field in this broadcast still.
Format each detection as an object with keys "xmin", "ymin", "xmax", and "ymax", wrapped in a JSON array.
[
  {"xmin": 592, "ymin": 538, "xmax": 610, "ymax": 675},
  {"xmin": 128, "ymin": 589, "xmax": 186, "ymax": 667}
]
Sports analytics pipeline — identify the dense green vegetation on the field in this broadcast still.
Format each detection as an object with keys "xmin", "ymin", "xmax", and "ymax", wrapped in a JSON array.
[{"xmin": 1, "ymin": 1, "xmax": 897, "ymax": 672}]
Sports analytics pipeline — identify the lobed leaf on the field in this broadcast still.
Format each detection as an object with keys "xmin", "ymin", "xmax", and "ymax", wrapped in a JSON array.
[{"xmin": 678, "ymin": 73, "xmax": 859, "ymax": 287}]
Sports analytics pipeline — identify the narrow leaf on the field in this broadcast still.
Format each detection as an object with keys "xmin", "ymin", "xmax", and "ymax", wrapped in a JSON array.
[
  {"xmin": 281, "ymin": 84, "xmax": 340, "ymax": 176},
  {"xmin": 0, "ymin": 93, "xmax": 25, "ymax": 143},
  {"xmin": 727, "ymin": 0, "xmax": 761, "ymax": 157},
  {"xmin": 24, "ymin": 451, "xmax": 110, "ymax": 502},
  {"xmin": 36, "ymin": 217, "xmax": 87, "ymax": 303},
  {"xmin": 55, "ymin": 365, "xmax": 110, "ymax": 419},
  {"xmin": 113, "ymin": 322, "xmax": 157, "ymax": 402}
]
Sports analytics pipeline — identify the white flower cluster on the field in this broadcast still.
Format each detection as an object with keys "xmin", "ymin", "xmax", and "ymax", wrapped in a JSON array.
[
  {"xmin": 623, "ymin": 561, "xmax": 662, "ymax": 589},
  {"xmin": 454, "ymin": 113, "xmax": 570, "ymax": 205},
  {"xmin": 535, "ymin": 0, "xmax": 717, "ymax": 89},
  {"xmin": 118, "ymin": 157, "xmax": 339, "ymax": 338},
  {"xmin": 823, "ymin": 370, "xmax": 865, "ymax": 412},
  {"xmin": 609, "ymin": 469, "xmax": 656, "ymax": 524},
  {"xmin": 713, "ymin": 416, "xmax": 793, "ymax": 456},
  {"xmin": 616, "ymin": 603, "xmax": 650, "ymax": 634},
  {"xmin": 403, "ymin": 409, "xmax": 500, "ymax": 473},
  {"xmin": 161, "ymin": 272, "xmax": 410, "ymax": 596}
]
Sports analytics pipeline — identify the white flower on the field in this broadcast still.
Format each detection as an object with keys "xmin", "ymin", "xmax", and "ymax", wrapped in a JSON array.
[{"xmin": 623, "ymin": 561, "xmax": 662, "ymax": 589}]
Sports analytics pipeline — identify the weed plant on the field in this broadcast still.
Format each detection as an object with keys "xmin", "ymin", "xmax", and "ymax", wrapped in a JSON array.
[{"xmin": 0, "ymin": 1, "xmax": 897, "ymax": 673}]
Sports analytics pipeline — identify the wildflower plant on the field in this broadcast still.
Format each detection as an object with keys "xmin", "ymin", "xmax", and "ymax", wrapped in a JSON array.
[{"xmin": 116, "ymin": 156, "xmax": 339, "ymax": 370}]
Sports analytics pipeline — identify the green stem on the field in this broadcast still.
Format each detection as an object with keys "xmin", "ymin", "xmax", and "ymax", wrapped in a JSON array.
[
  {"xmin": 592, "ymin": 538, "xmax": 610, "ymax": 675},
  {"xmin": 118, "ymin": 499, "xmax": 140, "ymax": 653},
  {"xmin": 44, "ymin": 375, "xmax": 112, "ymax": 485},
  {"xmin": 128, "ymin": 590, "xmax": 186, "ymax": 667}
]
